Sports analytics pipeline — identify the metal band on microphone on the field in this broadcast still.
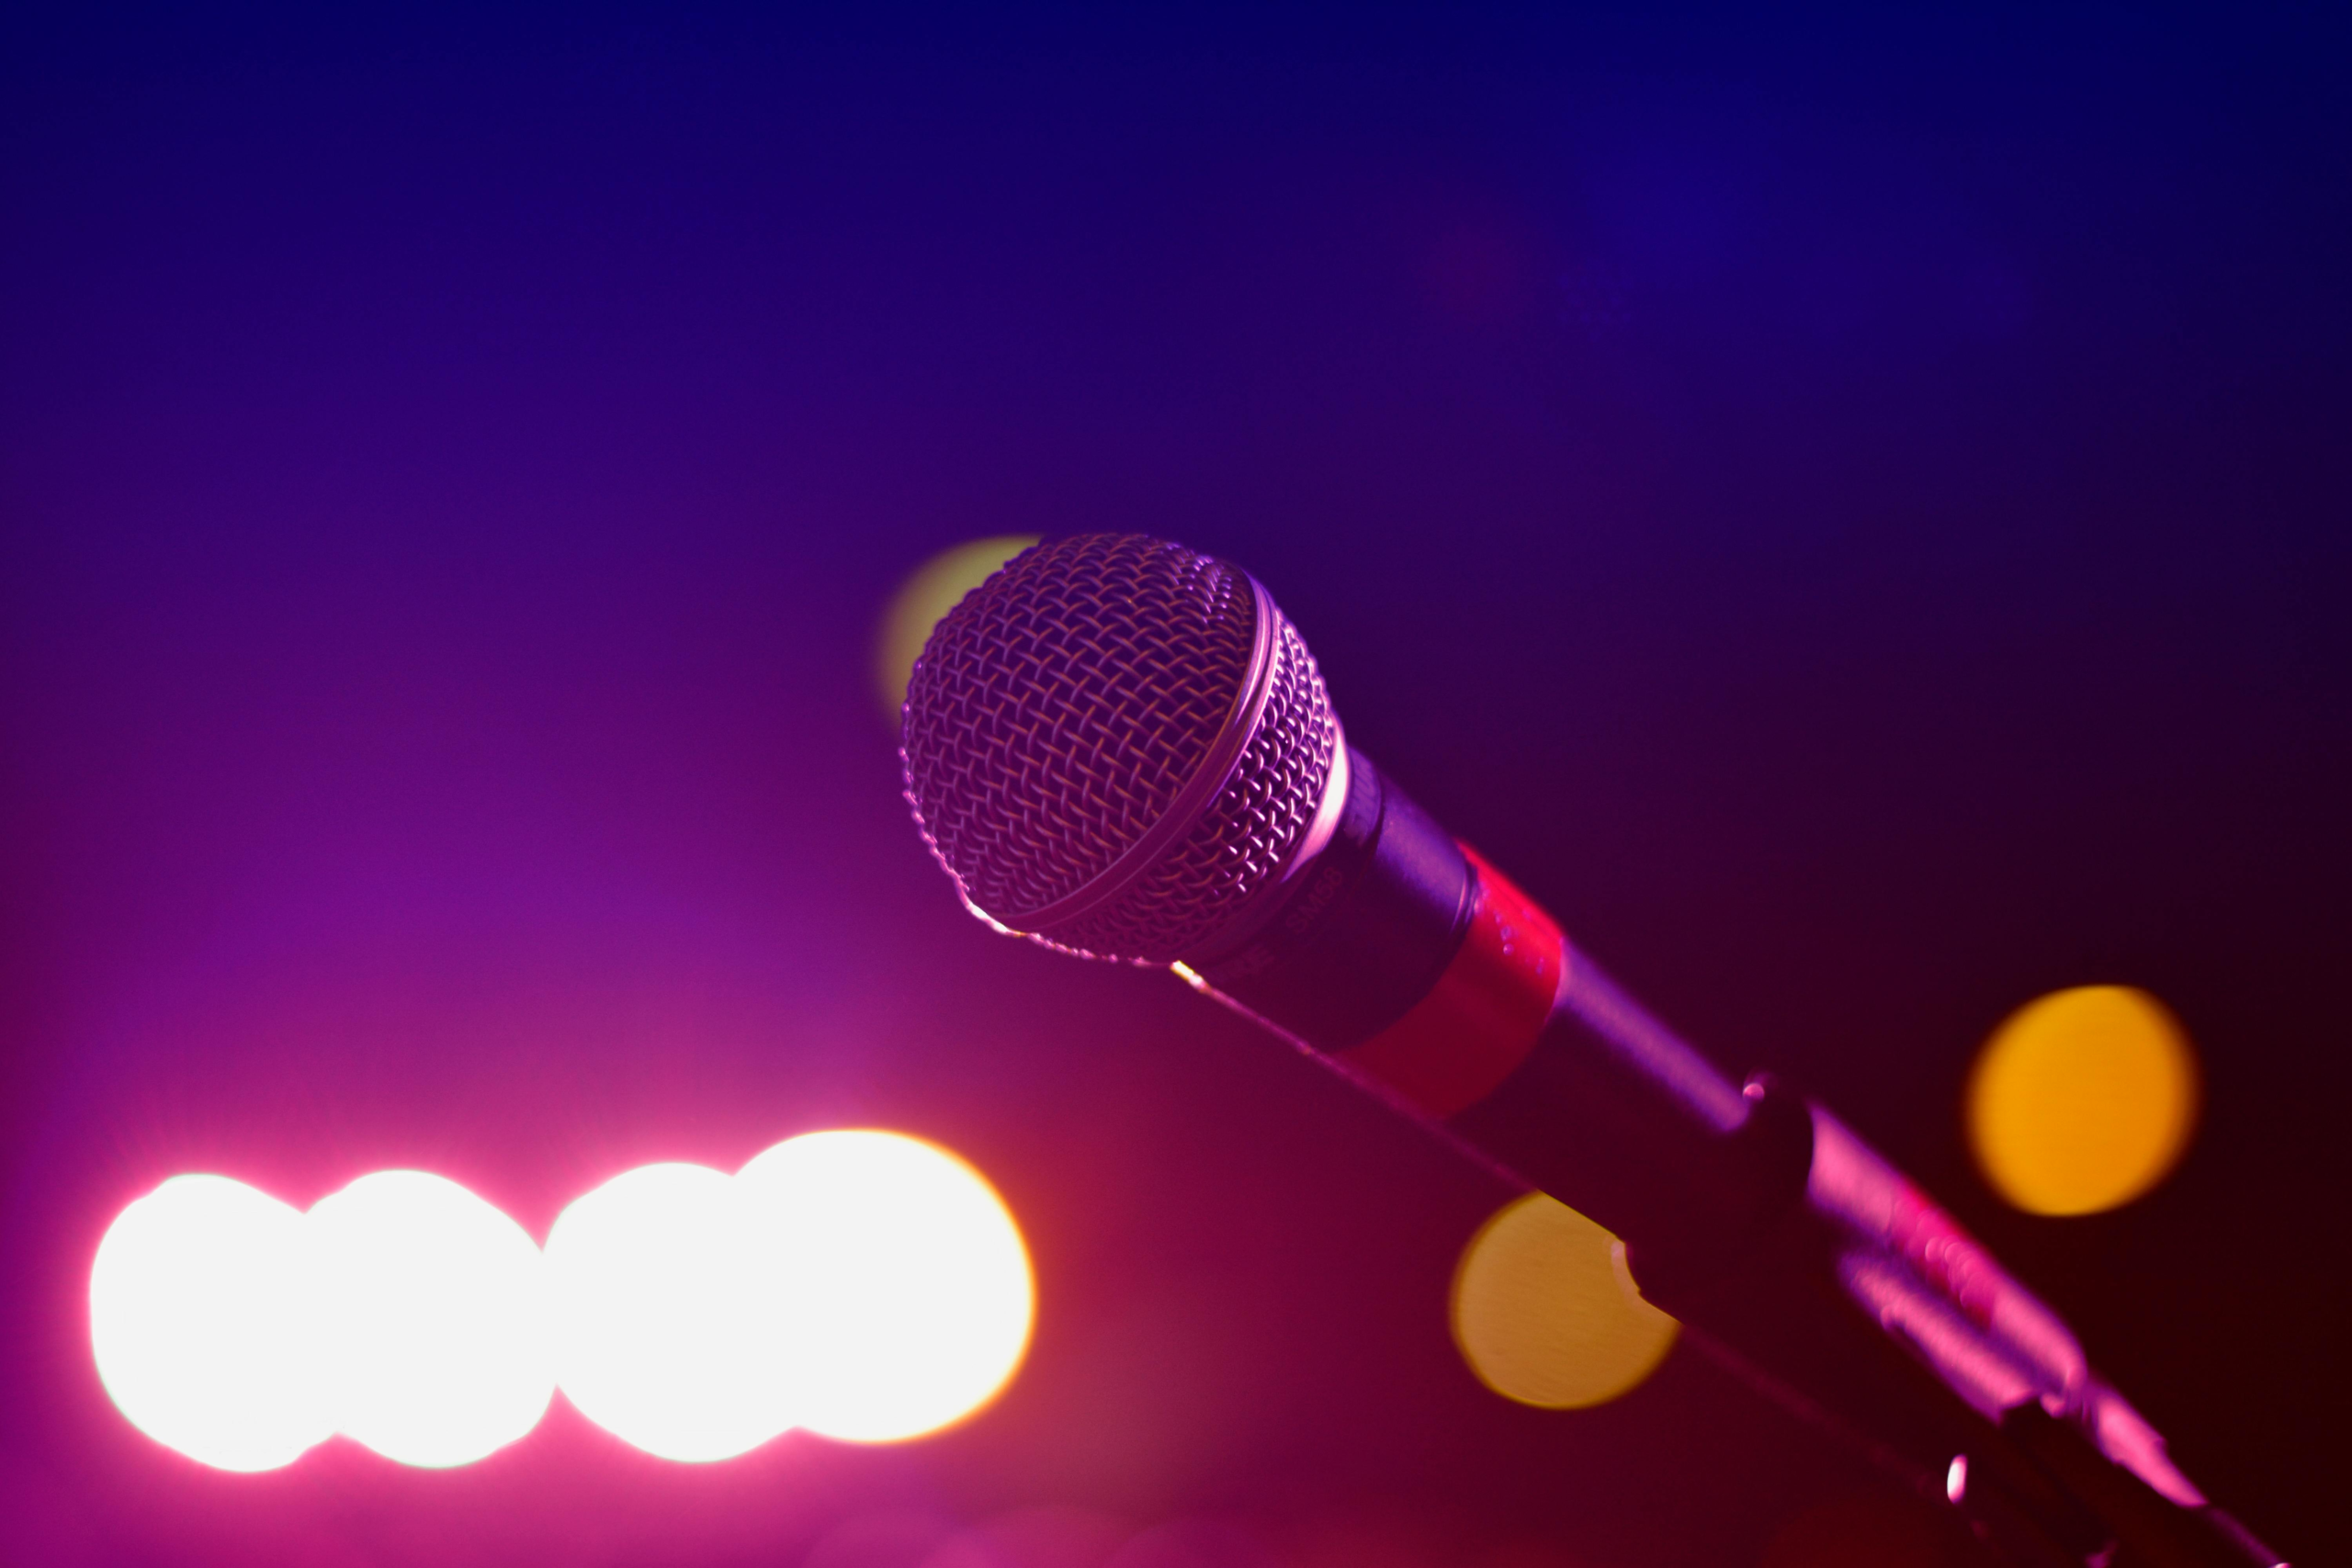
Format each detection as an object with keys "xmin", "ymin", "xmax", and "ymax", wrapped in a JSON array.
[{"xmin": 1333, "ymin": 849, "xmax": 1564, "ymax": 1119}]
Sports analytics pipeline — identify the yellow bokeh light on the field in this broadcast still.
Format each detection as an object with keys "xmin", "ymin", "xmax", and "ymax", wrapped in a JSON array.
[
  {"xmin": 1450, "ymin": 1192, "xmax": 1676, "ymax": 1410},
  {"xmin": 1966, "ymin": 985, "xmax": 2200, "ymax": 1216},
  {"xmin": 875, "ymin": 536, "xmax": 1041, "ymax": 720}
]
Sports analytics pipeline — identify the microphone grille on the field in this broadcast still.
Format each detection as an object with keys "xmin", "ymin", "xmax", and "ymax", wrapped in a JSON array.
[{"xmin": 900, "ymin": 534, "xmax": 1340, "ymax": 963}]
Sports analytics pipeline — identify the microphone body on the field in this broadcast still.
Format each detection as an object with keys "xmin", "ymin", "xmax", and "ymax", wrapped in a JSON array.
[
  {"xmin": 1181, "ymin": 744, "xmax": 2076, "ymax": 1416},
  {"xmin": 1180, "ymin": 743, "xmax": 1773, "ymax": 1272}
]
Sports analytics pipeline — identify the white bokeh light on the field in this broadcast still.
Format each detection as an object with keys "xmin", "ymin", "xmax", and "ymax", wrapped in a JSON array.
[
  {"xmin": 542, "ymin": 1163, "xmax": 796, "ymax": 1462},
  {"xmin": 88, "ymin": 1175, "xmax": 334, "ymax": 1472},
  {"xmin": 92, "ymin": 1133, "xmax": 1034, "ymax": 1470},
  {"xmin": 739, "ymin": 1130, "xmax": 1033, "ymax": 1442},
  {"xmin": 306, "ymin": 1170, "xmax": 553, "ymax": 1467}
]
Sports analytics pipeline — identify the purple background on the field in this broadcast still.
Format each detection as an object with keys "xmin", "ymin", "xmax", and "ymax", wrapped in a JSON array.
[{"xmin": 2, "ymin": 7, "xmax": 2346, "ymax": 1564}]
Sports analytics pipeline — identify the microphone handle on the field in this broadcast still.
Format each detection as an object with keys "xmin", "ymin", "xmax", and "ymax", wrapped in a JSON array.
[{"xmin": 1176, "ymin": 747, "xmax": 2282, "ymax": 1566}]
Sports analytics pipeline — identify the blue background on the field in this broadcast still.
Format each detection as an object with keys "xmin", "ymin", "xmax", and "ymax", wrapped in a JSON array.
[{"xmin": 2, "ymin": 6, "xmax": 2345, "ymax": 1563}]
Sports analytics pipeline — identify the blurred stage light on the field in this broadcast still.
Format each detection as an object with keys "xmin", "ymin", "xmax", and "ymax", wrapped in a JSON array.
[
  {"xmin": 737, "ymin": 1130, "xmax": 1033, "ymax": 1441},
  {"xmin": 875, "ymin": 536, "xmax": 1040, "ymax": 718},
  {"xmin": 91, "ymin": 1133, "xmax": 1034, "ymax": 1469},
  {"xmin": 89, "ymin": 1175, "xmax": 335, "ymax": 1472},
  {"xmin": 543, "ymin": 1162, "xmax": 797, "ymax": 1462},
  {"xmin": 307, "ymin": 1170, "xmax": 554, "ymax": 1467},
  {"xmin": 1966, "ymin": 985, "xmax": 2200, "ymax": 1216},
  {"xmin": 1449, "ymin": 1192, "xmax": 1676, "ymax": 1410}
]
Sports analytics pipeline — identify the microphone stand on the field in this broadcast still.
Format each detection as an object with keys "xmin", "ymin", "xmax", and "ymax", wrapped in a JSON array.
[{"xmin": 1417, "ymin": 947, "xmax": 2289, "ymax": 1568}]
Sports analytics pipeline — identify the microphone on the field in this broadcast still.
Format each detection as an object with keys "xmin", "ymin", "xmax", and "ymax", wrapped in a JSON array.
[{"xmin": 899, "ymin": 534, "xmax": 2282, "ymax": 1567}]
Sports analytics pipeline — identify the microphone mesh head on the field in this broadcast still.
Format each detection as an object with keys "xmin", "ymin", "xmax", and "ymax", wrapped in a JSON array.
[{"xmin": 901, "ymin": 533, "xmax": 1340, "ymax": 963}]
